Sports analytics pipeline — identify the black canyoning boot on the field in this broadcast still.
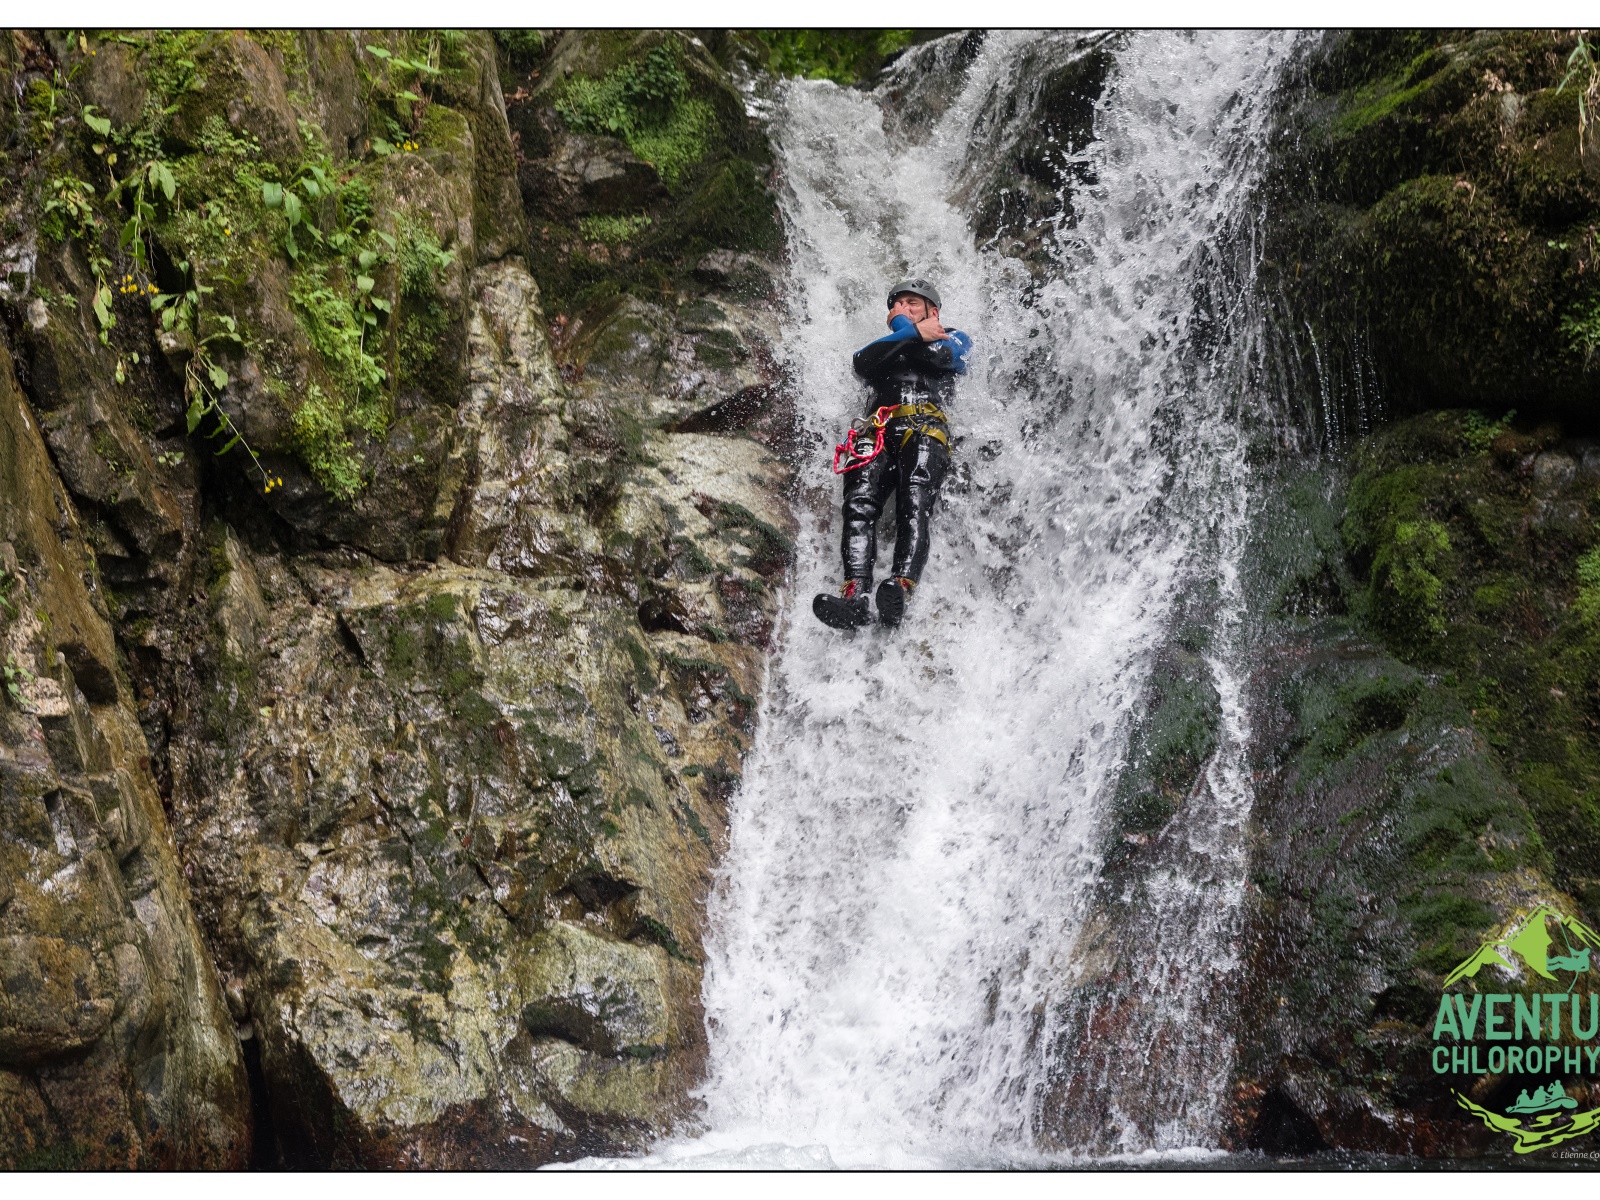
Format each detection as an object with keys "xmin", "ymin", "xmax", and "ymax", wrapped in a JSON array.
[
  {"xmin": 813, "ymin": 584, "xmax": 872, "ymax": 630},
  {"xmin": 875, "ymin": 577, "xmax": 913, "ymax": 628}
]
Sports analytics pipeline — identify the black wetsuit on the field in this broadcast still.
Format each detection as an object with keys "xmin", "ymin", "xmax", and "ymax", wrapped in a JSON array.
[{"xmin": 841, "ymin": 314, "xmax": 972, "ymax": 592}]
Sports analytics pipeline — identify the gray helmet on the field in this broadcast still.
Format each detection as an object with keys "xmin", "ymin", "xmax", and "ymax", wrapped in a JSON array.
[{"xmin": 887, "ymin": 277, "xmax": 941, "ymax": 310}]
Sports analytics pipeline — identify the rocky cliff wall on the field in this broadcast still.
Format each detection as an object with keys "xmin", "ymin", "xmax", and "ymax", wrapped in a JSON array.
[
  {"xmin": 1225, "ymin": 31, "xmax": 1600, "ymax": 1156},
  {"xmin": 0, "ymin": 28, "xmax": 796, "ymax": 1167}
]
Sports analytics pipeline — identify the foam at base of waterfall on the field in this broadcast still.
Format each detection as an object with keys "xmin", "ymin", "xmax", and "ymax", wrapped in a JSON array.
[{"xmin": 558, "ymin": 1130, "xmax": 1236, "ymax": 1170}]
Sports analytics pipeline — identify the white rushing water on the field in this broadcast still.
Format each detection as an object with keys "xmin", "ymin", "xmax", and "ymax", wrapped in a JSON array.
[{"xmin": 577, "ymin": 28, "xmax": 1303, "ymax": 1169}]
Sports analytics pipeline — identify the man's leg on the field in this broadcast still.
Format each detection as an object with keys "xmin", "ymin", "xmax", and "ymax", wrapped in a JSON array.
[
  {"xmin": 878, "ymin": 429, "xmax": 949, "ymax": 626},
  {"xmin": 840, "ymin": 447, "xmax": 897, "ymax": 592},
  {"xmin": 815, "ymin": 441, "xmax": 895, "ymax": 629}
]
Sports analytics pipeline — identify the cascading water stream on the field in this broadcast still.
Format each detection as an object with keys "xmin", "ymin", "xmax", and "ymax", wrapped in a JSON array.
[{"xmin": 582, "ymin": 29, "xmax": 1305, "ymax": 1169}]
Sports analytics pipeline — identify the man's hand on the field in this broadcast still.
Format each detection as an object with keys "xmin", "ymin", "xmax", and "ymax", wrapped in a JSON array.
[{"xmin": 915, "ymin": 314, "xmax": 948, "ymax": 342}]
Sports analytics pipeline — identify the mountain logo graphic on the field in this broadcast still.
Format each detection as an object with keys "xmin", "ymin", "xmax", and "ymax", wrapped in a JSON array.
[{"xmin": 1435, "ymin": 904, "xmax": 1600, "ymax": 1154}]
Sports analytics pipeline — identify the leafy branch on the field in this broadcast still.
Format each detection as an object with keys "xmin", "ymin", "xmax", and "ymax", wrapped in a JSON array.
[
  {"xmin": 38, "ymin": 172, "xmax": 115, "ymax": 343},
  {"xmin": 155, "ymin": 259, "xmax": 281, "ymax": 494},
  {"xmin": 362, "ymin": 38, "xmax": 446, "ymax": 148},
  {"xmin": 1558, "ymin": 31, "xmax": 1600, "ymax": 158},
  {"xmin": 113, "ymin": 158, "xmax": 178, "ymax": 273}
]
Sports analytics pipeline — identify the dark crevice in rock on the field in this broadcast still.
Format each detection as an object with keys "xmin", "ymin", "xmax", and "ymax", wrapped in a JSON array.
[
  {"xmin": 1244, "ymin": 1087, "xmax": 1330, "ymax": 1155},
  {"xmin": 241, "ymin": 1033, "xmax": 286, "ymax": 1170}
]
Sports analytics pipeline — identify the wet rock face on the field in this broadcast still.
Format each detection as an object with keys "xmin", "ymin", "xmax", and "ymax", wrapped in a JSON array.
[
  {"xmin": 0, "ymin": 344, "xmax": 249, "ymax": 1168},
  {"xmin": 1225, "ymin": 430, "xmax": 1600, "ymax": 1157},
  {"xmin": 0, "ymin": 28, "xmax": 792, "ymax": 1166}
]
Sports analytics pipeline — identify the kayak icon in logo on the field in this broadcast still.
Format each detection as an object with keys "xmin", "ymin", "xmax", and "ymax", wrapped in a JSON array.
[{"xmin": 1432, "ymin": 904, "xmax": 1600, "ymax": 1153}]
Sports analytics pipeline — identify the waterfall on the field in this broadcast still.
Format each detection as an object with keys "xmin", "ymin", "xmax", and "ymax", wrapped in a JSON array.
[{"xmin": 583, "ymin": 28, "xmax": 1305, "ymax": 1169}]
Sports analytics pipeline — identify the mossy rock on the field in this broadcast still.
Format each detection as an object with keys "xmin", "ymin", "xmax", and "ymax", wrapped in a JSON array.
[
  {"xmin": 1267, "ymin": 30, "xmax": 1600, "ymax": 428},
  {"xmin": 164, "ymin": 32, "xmax": 304, "ymax": 162},
  {"xmin": 505, "ymin": 29, "xmax": 778, "ymax": 315}
]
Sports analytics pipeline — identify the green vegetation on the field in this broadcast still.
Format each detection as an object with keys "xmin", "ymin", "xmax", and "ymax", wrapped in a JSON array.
[
  {"xmin": 492, "ymin": 30, "xmax": 544, "ymax": 67},
  {"xmin": 1560, "ymin": 290, "xmax": 1600, "ymax": 360},
  {"xmin": 0, "ymin": 32, "xmax": 493, "ymax": 501},
  {"xmin": 752, "ymin": 30, "xmax": 915, "ymax": 85},
  {"xmin": 1108, "ymin": 644, "xmax": 1219, "ymax": 848},
  {"xmin": 1271, "ymin": 30, "xmax": 1600, "ymax": 428},
  {"xmin": 288, "ymin": 383, "xmax": 362, "ymax": 501},
  {"xmin": 555, "ymin": 44, "xmax": 713, "ymax": 188},
  {"xmin": 1576, "ymin": 546, "xmax": 1600, "ymax": 625},
  {"xmin": 579, "ymin": 213, "xmax": 651, "ymax": 244},
  {"xmin": 360, "ymin": 35, "xmax": 465, "ymax": 149},
  {"xmin": 38, "ymin": 172, "xmax": 115, "ymax": 342},
  {"xmin": 2, "ymin": 654, "xmax": 33, "ymax": 703},
  {"xmin": 1328, "ymin": 47, "xmax": 1443, "ymax": 137},
  {"xmin": 394, "ymin": 218, "xmax": 456, "ymax": 389}
]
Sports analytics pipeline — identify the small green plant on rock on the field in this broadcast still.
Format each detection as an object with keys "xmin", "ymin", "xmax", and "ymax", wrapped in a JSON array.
[
  {"xmin": 1561, "ymin": 292, "xmax": 1600, "ymax": 362},
  {"xmin": 578, "ymin": 213, "xmax": 652, "ymax": 245},
  {"xmin": 3, "ymin": 655, "xmax": 35, "ymax": 705},
  {"xmin": 754, "ymin": 29, "xmax": 915, "ymax": 84},
  {"xmin": 289, "ymin": 382, "xmax": 364, "ymax": 500},
  {"xmin": 1462, "ymin": 408, "xmax": 1516, "ymax": 453},
  {"xmin": 556, "ymin": 44, "xmax": 713, "ymax": 188},
  {"xmin": 395, "ymin": 219, "xmax": 454, "ymax": 386},
  {"xmin": 262, "ymin": 138, "xmax": 402, "ymax": 499},
  {"xmin": 155, "ymin": 258, "xmax": 279, "ymax": 493},
  {"xmin": 363, "ymin": 37, "xmax": 451, "ymax": 148},
  {"xmin": 112, "ymin": 158, "xmax": 178, "ymax": 274}
]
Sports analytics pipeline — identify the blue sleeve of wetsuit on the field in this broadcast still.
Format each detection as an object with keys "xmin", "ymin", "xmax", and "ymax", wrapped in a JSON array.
[{"xmin": 935, "ymin": 329, "xmax": 972, "ymax": 375}]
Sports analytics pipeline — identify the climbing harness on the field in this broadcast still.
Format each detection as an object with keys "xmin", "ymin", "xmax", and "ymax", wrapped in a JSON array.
[
  {"xmin": 831, "ymin": 402, "xmax": 950, "ymax": 474},
  {"xmin": 832, "ymin": 406, "xmax": 891, "ymax": 474}
]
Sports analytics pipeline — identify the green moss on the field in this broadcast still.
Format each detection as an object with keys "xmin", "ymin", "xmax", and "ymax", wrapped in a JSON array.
[
  {"xmin": 1330, "ymin": 48, "xmax": 1447, "ymax": 137},
  {"xmin": 289, "ymin": 383, "xmax": 363, "ymax": 501},
  {"xmin": 579, "ymin": 213, "xmax": 652, "ymax": 244},
  {"xmin": 635, "ymin": 914, "xmax": 697, "ymax": 963},
  {"xmin": 1559, "ymin": 288, "xmax": 1600, "ymax": 359},
  {"xmin": 291, "ymin": 266, "xmax": 379, "ymax": 412},
  {"xmin": 1335, "ymin": 412, "xmax": 1600, "ymax": 891},
  {"xmin": 661, "ymin": 158, "xmax": 779, "ymax": 253},
  {"xmin": 285, "ymin": 256, "xmax": 393, "ymax": 499},
  {"xmin": 13, "ymin": 1138, "xmax": 87, "ymax": 1171},
  {"xmin": 133, "ymin": 30, "xmax": 211, "ymax": 107},
  {"xmin": 1110, "ymin": 649, "xmax": 1219, "ymax": 841},
  {"xmin": 1577, "ymin": 548, "xmax": 1600, "ymax": 625},
  {"xmin": 620, "ymin": 636, "xmax": 657, "ymax": 695}
]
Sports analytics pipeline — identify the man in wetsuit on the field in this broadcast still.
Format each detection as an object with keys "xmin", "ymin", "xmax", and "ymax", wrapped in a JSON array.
[{"xmin": 813, "ymin": 277, "xmax": 973, "ymax": 630}]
